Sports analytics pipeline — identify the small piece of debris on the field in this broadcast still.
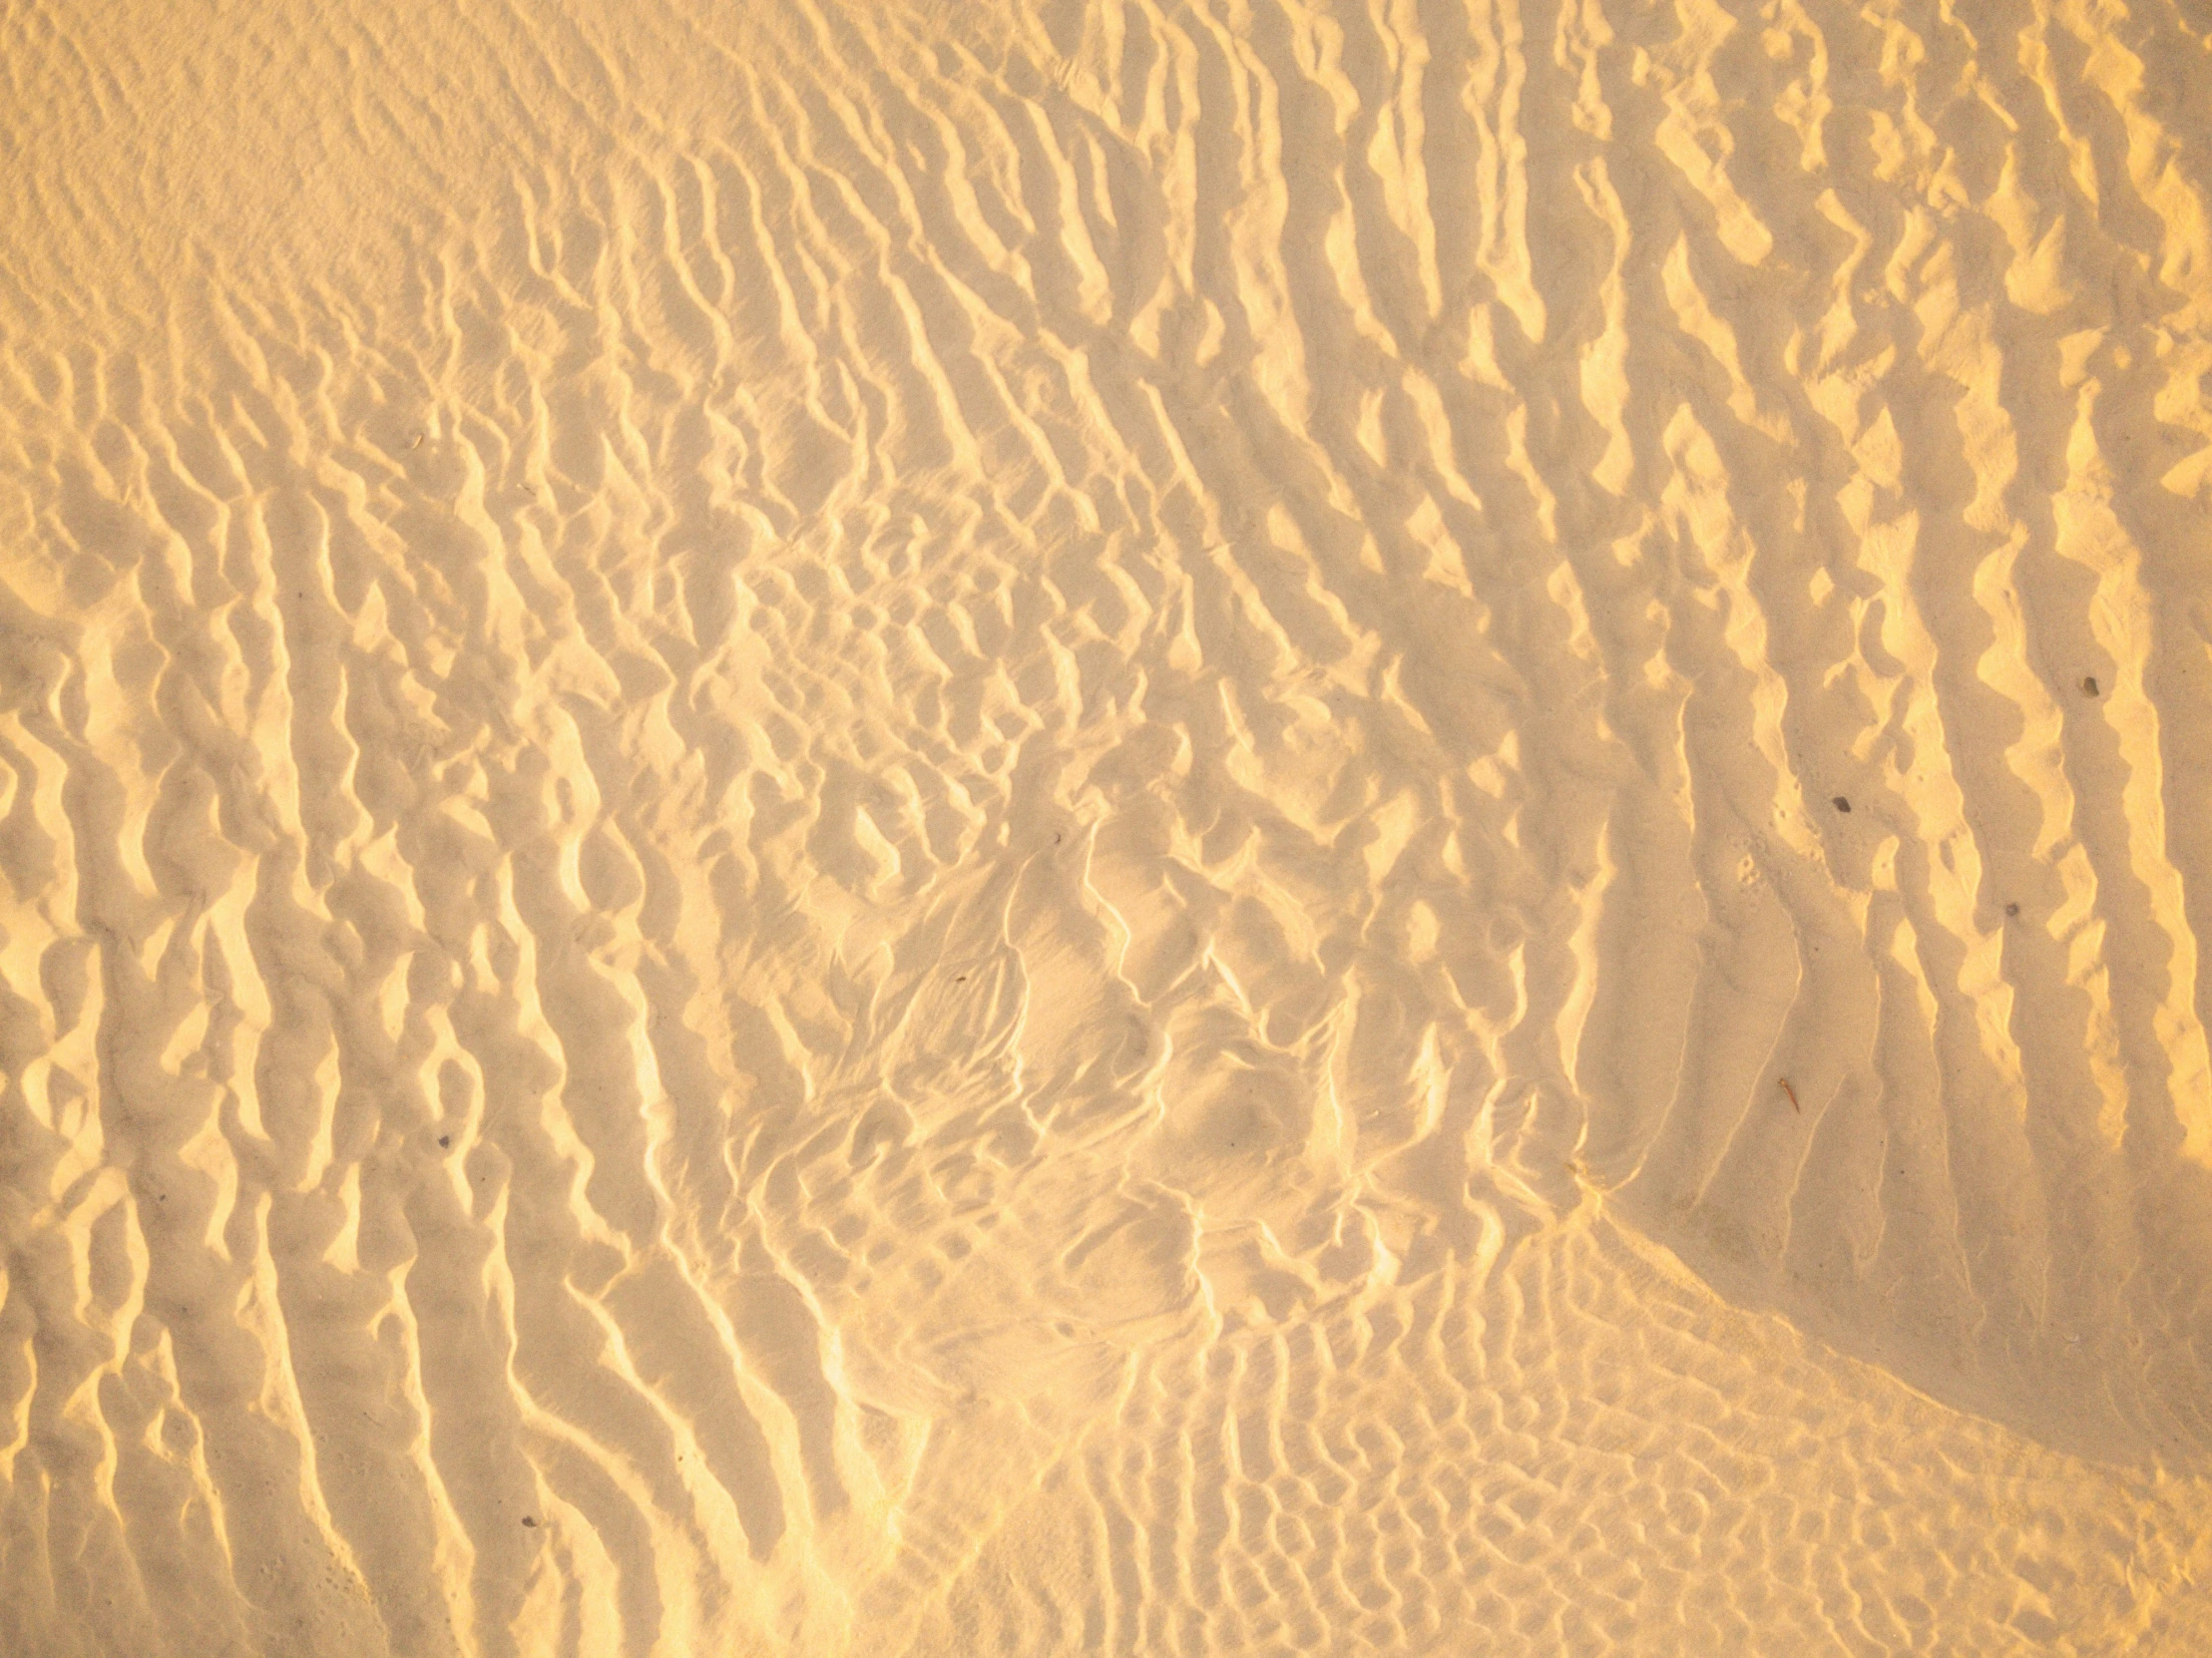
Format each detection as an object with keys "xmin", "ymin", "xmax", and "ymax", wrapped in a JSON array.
[
  {"xmin": 438, "ymin": 1135, "xmax": 451, "ymax": 1148},
  {"xmin": 2005, "ymin": 903, "xmax": 2019, "ymax": 918},
  {"xmin": 408, "ymin": 432, "xmax": 423, "ymax": 450},
  {"xmin": 1832, "ymin": 795, "xmax": 1852, "ymax": 813},
  {"xmin": 2081, "ymin": 675, "xmax": 2099, "ymax": 697},
  {"xmin": 522, "ymin": 1515, "xmax": 537, "ymax": 1528},
  {"xmin": 1779, "ymin": 1077, "xmax": 1801, "ymax": 1112}
]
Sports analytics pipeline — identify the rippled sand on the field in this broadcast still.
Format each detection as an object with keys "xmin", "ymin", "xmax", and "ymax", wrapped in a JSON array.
[{"xmin": 3, "ymin": 0, "xmax": 2211, "ymax": 1652}]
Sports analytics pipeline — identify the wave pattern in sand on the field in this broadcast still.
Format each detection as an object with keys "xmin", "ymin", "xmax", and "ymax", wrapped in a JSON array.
[{"xmin": 3, "ymin": 0, "xmax": 2212, "ymax": 1651}]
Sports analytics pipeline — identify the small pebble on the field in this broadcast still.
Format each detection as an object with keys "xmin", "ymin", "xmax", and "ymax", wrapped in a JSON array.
[
  {"xmin": 2005, "ymin": 903, "xmax": 2019, "ymax": 917},
  {"xmin": 439, "ymin": 1135, "xmax": 451, "ymax": 1148},
  {"xmin": 2082, "ymin": 675, "xmax": 2099, "ymax": 697},
  {"xmin": 1832, "ymin": 795, "xmax": 1852, "ymax": 813},
  {"xmin": 522, "ymin": 1516, "xmax": 537, "ymax": 1528}
]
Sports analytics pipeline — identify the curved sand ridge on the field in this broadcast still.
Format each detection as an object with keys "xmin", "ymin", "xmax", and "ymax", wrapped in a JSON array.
[{"xmin": 3, "ymin": 0, "xmax": 2212, "ymax": 1651}]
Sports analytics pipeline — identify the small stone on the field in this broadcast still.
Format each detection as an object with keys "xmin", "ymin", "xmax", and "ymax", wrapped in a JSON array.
[
  {"xmin": 439, "ymin": 1135, "xmax": 451, "ymax": 1148},
  {"xmin": 522, "ymin": 1516, "xmax": 536, "ymax": 1528},
  {"xmin": 1832, "ymin": 796, "xmax": 1852, "ymax": 813},
  {"xmin": 2005, "ymin": 903, "xmax": 2019, "ymax": 917},
  {"xmin": 2082, "ymin": 675, "xmax": 2099, "ymax": 697}
]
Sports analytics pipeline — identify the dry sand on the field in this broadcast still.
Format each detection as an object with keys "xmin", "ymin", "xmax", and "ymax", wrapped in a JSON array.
[{"xmin": 3, "ymin": 0, "xmax": 2212, "ymax": 1651}]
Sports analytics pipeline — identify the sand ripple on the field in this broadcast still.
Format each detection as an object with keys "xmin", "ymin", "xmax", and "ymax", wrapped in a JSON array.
[{"xmin": 3, "ymin": 0, "xmax": 2212, "ymax": 1651}]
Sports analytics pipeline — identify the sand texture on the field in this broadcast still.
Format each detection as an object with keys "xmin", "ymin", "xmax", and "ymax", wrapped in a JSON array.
[{"xmin": 3, "ymin": 0, "xmax": 2212, "ymax": 1651}]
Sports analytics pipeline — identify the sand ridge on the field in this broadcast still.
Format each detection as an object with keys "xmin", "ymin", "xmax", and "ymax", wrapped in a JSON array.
[{"xmin": 2, "ymin": 0, "xmax": 2211, "ymax": 1651}]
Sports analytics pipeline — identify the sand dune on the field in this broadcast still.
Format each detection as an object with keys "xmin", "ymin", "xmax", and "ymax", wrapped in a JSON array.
[{"xmin": 3, "ymin": 0, "xmax": 2212, "ymax": 1651}]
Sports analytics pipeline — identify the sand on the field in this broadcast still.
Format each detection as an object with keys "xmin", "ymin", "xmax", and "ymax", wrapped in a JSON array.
[{"xmin": 1, "ymin": 0, "xmax": 2210, "ymax": 1651}]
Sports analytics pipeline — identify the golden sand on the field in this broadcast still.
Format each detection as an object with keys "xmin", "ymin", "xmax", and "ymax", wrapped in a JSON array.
[{"xmin": 2, "ymin": 0, "xmax": 2211, "ymax": 1651}]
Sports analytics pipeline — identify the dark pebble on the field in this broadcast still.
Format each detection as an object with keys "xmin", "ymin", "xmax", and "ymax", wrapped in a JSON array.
[{"xmin": 1832, "ymin": 796, "xmax": 1851, "ymax": 813}]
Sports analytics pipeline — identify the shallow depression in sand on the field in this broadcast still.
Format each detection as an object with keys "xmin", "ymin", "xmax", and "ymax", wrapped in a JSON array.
[{"xmin": 3, "ymin": 0, "xmax": 2212, "ymax": 1652}]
